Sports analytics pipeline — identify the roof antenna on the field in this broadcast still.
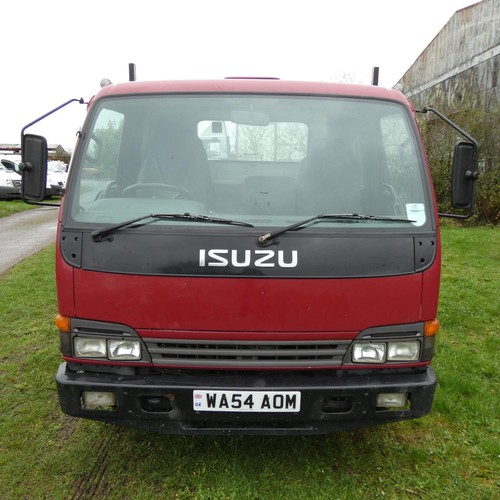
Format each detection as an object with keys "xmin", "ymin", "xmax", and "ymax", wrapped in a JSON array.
[
  {"xmin": 129, "ymin": 63, "xmax": 137, "ymax": 82},
  {"xmin": 371, "ymin": 67, "xmax": 379, "ymax": 86}
]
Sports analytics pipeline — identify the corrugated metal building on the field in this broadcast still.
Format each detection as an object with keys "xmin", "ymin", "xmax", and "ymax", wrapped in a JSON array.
[{"xmin": 396, "ymin": 0, "xmax": 499, "ymax": 113}]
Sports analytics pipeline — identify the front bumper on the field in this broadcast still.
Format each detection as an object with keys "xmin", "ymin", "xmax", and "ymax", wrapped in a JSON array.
[
  {"xmin": 0, "ymin": 185, "xmax": 21, "ymax": 199},
  {"xmin": 45, "ymin": 184, "xmax": 64, "ymax": 197},
  {"xmin": 56, "ymin": 363, "xmax": 436, "ymax": 435}
]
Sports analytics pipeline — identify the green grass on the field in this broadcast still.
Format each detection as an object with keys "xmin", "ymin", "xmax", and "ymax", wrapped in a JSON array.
[
  {"xmin": 0, "ymin": 199, "xmax": 36, "ymax": 217},
  {"xmin": 0, "ymin": 198, "xmax": 61, "ymax": 218},
  {"xmin": 0, "ymin": 228, "xmax": 498, "ymax": 499}
]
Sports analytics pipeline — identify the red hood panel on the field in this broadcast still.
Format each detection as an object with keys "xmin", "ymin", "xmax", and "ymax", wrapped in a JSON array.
[{"xmin": 74, "ymin": 271, "xmax": 422, "ymax": 333}]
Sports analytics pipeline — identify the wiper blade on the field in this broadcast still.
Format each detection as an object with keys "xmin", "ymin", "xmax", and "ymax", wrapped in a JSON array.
[
  {"xmin": 257, "ymin": 213, "xmax": 415, "ymax": 246},
  {"xmin": 91, "ymin": 213, "xmax": 254, "ymax": 241}
]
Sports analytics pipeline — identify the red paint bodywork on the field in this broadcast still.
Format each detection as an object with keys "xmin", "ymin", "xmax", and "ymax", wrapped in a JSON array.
[
  {"xmin": 93, "ymin": 79, "xmax": 408, "ymax": 104},
  {"xmin": 56, "ymin": 254, "xmax": 440, "ymax": 341},
  {"xmin": 71, "ymin": 271, "xmax": 426, "ymax": 334}
]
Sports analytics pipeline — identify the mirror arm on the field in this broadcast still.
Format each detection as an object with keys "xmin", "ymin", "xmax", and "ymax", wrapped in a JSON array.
[
  {"xmin": 21, "ymin": 98, "xmax": 86, "ymax": 137},
  {"xmin": 417, "ymin": 107, "xmax": 479, "ymax": 148},
  {"xmin": 438, "ymin": 210, "xmax": 474, "ymax": 219}
]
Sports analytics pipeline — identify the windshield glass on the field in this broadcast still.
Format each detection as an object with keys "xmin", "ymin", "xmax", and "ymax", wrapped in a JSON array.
[{"xmin": 70, "ymin": 94, "xmax": 431, "ymax": 230}]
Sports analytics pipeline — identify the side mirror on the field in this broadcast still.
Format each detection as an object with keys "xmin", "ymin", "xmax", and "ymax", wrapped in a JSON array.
[
  {"xmin": 452, "ymin": 141, "xmax": 479, "ymax": 209},
  {"xmin": 20, "ymin": 134, "xmax": 48, "ymax": 202}
]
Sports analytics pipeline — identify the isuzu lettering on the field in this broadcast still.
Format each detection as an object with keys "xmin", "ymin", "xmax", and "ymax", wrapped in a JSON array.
[{"xmin": 20, "ymin": 76, "xmax": 478, "ymax": 435}]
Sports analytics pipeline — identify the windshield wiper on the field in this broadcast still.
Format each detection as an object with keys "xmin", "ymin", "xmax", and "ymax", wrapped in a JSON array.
[
  {"xmin": 257, "ymin": 213, "xmax": 415, "ymax": 246},
  {"xmin": 91, "ymin": 213, "xmax": 254, "ymax": 241}
]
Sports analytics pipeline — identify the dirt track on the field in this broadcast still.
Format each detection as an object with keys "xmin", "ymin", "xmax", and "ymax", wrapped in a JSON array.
[{"xmin": 0, "ymin": 207, "xmax": 59, "ymax": 276}]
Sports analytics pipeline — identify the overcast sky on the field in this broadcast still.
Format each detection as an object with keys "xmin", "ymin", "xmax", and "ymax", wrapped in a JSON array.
[{"xmin": 2, "ymin": 0, "xmax": 475, "ymax": 150}]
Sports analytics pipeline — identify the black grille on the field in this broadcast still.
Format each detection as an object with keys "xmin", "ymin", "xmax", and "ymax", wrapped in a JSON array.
[{"xmin": 143, "ymin": 339, "xmax": 350, "ymax": 368}]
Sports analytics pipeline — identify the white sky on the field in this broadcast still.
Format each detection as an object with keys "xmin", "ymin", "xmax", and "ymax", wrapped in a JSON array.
[{"xmin": 1, "ymin": 0, "xmax": 475, "ymax": 149}]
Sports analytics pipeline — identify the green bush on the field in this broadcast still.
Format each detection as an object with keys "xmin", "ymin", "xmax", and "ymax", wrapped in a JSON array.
[{"xmin": 474, "ymin": 167, "xmax": 500, "ymax": 224}]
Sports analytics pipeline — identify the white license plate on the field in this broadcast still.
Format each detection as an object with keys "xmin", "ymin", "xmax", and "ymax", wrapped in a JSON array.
[{"xmin": 193, "ymin": 390, "xmax": 301, "ymax": 413}]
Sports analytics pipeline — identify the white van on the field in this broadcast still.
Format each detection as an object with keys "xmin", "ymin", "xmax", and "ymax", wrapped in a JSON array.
[
  {"xmin": 0, "ymin": 162, "xmax": 22, "ymax": 198},
  {"xmin": 46, "ymin": 160, "xmax": 68, "ymax": 197}
]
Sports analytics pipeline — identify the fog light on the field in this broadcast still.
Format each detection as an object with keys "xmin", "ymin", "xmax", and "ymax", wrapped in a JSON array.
[
  {"xmin": 352, "ymin": 342, "xmax": 386, "ymax": 363},
  {"xmin": 377, "ymin": 392, "xmax": 408, "ymax": 408},
  {"xmin": 387, "ymin": 341, "xmax": 420, "ymax": 361},
  {"xmin": 82, "ymin": 391, "xmax": 116, "ymax": 410},
  {"xmin": 108, "ymin": 339, "xmax": 141, "ymax": 360},
  {"xmin": 74, "ymin": 337, "xmax": 107, "ymax": 358}
]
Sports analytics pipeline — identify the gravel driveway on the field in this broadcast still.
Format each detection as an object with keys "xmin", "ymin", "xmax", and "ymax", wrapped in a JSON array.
[{"xmin": 0, "ymin": 207, "xmax": 59, "ymax": 276}]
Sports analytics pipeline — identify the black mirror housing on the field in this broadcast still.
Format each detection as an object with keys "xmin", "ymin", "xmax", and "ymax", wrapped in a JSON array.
[
  {"xmin": 451, "ymin": 141, "xmax": 478, "ymax": 209},
  {"xmin": 21, "ymin": 134, "xmax": 48, "ymax": 202}
]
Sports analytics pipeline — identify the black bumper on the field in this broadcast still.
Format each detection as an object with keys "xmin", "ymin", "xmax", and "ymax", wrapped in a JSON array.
[
  {"xmin": 0, "ymin": 186, "xmax": 21, "ymax": 199},
  {"xmin": 56, "ymin": 363, "xmax": 436, "ymax": 435}
]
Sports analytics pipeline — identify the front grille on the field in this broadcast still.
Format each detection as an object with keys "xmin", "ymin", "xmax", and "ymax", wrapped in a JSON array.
[{"xmin": 144, "ymin": 339, "xmax": 350, "ymax": 368}]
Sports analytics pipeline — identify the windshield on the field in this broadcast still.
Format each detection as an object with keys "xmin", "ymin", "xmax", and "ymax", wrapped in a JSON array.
[{"xmin": 69, "ymin": 94, "xmax": 431, "ymax": 230}]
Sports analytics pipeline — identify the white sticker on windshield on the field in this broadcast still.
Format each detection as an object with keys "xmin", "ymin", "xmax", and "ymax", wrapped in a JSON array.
[{"xmin": 406, "ymin": 203, "xmax": 426, "ymax": 226}]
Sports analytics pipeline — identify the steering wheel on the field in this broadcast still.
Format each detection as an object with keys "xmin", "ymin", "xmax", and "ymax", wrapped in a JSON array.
[{"xmin": 122, "ymin": 183, "xmax": 191, "ymax": 198}]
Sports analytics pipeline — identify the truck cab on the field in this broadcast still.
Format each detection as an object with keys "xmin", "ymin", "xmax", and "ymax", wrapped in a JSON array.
[{"xmin": 20, "ymin": 78, "xmax": 477, "ymax": 435}]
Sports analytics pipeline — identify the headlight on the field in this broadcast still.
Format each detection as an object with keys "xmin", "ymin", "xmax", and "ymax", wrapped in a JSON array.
[
  {"xmin": 74, "ymin": 337, "xmax": 107, "ymax": 358},
  {"xmin": 352, "ymin": 343, "xmax": 386, "ymax": 363},
  {"xmin": 108, "ymin": 339, "xmax": 141, "ymax": 360},
  {"xmin": 73, "ymin": 337, "xmax": 142, "ymax": 360},
  {"xmin": 387, "ymin": 341, "xmax": 420, "ymax": 361}
]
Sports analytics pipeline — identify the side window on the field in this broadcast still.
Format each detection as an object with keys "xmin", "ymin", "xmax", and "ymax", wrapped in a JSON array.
[
  {"xmin": 198, "ymin": 121, "xmax": 308, "ymax": 162},
  {"xmin": 79, "ymin": 109, "xmax": 124, "ymax": 208},
  {"xmin": 380, "ymin": 113, "xmax": 426, "ymax": 225},
  {"xmin": 82, "ymin": 109, "xmax": 124, "ymax": 181},
  {"xmin": 380, "ymin": 113, "xmax": 423, "ymax": 201}
]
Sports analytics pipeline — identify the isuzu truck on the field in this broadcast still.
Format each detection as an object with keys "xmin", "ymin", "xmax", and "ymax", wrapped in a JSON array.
[{"xmin": 20, "ymin": 76, "xmax": 478, "ymax": 435}]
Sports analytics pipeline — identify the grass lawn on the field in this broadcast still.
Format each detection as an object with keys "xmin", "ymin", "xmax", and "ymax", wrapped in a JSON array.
[
  {"xmin": 0, "ymin": 199, "xmax": 36, "ymax": 218},
  {"xmin": 0, "ymin": 199, "xmax": 60, "ymax": 218},
  {"xmin": 0, "ymin": 227, "xmax": 498, "ymax": 499}
]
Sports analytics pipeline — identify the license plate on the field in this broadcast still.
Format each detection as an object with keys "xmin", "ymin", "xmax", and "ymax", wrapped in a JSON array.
[{"xmin": 193, "ymin": 390, "xmax": 301, "ymax": 413}]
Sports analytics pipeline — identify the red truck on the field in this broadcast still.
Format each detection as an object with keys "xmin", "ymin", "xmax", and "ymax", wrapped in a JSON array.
[{"xmin": 20, "ymin": 75, "xmax": 478, "ymax": 435}]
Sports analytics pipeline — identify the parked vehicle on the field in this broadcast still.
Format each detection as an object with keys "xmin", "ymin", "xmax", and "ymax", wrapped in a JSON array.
[
  {"xmin": 46, "ymin": 161, "xmax": 67, "ymax": 197},
  {"xmin": 0, "ymin": 162, "xmax": 21, "ymax": 199},
  {"xmin": 0, "ymin": 154, "xmax": 22, "ymax": 174},
  {"xmin": 20, "ymin": 75, "xmax": 478, "ymax": 435}
]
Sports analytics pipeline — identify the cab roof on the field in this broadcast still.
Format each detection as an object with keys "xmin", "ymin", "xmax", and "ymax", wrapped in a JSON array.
[{"xmin": 92, "ymin": 78, "xmax": 410, "ymax": 106}]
